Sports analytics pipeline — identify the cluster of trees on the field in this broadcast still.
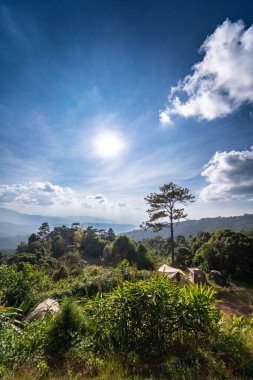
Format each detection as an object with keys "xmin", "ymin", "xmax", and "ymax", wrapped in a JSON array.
[
  {"xmin": 140, "ymin": 182, "xmax": 253, "ymax": 282},
  {"xmin": 2, "ymin": 223, "xmax": 253, "ymax": 283},
  {"xmin": 142, "ymin": 228, "xmax": 253, "ymax": 282},
  {"xmin": 194, "ymin": 229, "xmax": 253, "ymax": 280},
  {"xmin": 10, "ymin": 222, "xmax": 154, "ymax": 275}
]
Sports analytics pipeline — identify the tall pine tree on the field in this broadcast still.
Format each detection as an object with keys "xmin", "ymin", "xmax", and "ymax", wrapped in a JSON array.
[{"xmin": 141, "ymin": 182, "xmax": 195, "ymax": 265}]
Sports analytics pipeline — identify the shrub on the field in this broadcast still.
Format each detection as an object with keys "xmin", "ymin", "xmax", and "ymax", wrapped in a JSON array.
[
  {"xmin": 214, "ymin": 315, "xmax": 253, "ymax": 377},
  {"xmin": 44, "ymin": 298, "xmax": 85, "ymax": 365},
  {"xmin": 53, "ymin": 265, "xmax": 69, "ymax": 281},
  {"xmin": 0, "ymin": 264, "xmax": 51, "ymax": 307},
  {"xmin": 83, "ymin": 277, "xmax": 221, "ymax": 366},
  {"xmin": 0, "ymin": 317, "xmax": 48, "ymax": 373}
]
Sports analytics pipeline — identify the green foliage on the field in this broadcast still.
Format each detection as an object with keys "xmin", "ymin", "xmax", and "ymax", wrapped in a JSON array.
[
  {"xmin": 195, "ymin": 229, "xmax": 253, "ymax": 280},
  {"xmin": 106, "ymin": 236, "xmax": 154, "ymax": 269},
  {"xmin": 189, "ymin": 231, "xmax": 211, "ymax": 253},
  {"xmin": 142, "ymin": 182, "xmax": 195, "ymax": 265},
  {"xmin": 0, "ymin": 264, "xmax": 52, "ymax": 307},
  {"xmin": 2, "ymin": 220, "xmax": 253, "ymax": 378},
  {"xmin": 16, "ymin": 241, "xmax": 29, "ymax": 254},
  {"xmin": 53, "ymin": 265, "xmax": 69, "ymax": 281},
  {"xmin": 241, "ymin": 229, "xmax": 253, "ymax": 239},
  {"xmin": 71, "ymin": 264, "xmax": 151, "ymax": 298},
  {"xmin": 100, "ymin": 227, "xmax": 116, "ymax": 242},
  {"xmin": 84, "ymin": 278, "xmax": 220, "ymax": 365},
  {"xmin": 214, "ymin": 315, "xmax": 253, "ymax": 377},
  {"xmin": 174, "ymin": 245, "xmax": 193, "ymax": 270},
  {"xmin": 80, "ymin": 227, "xmax": 106, "ymax": 261},
  {"xmin": 27, "ymin": 233, "xmax": 42, "ymax": 253},
  {"xmin": 0, "ymin": 306, "xmax": 22, "ymax": 330},
  {"xmin": 0, "ymin": 272, "xmax": 253, "ymax": 378},
  {"xmin": 38, "ymin": 222, "xmax": 50, "ymax": 239},
  {"xmin": 142, "ymin": 236, "xmax": 169, "ymax": 257},
  {"xmin": 136, "ymin": 243, "xmax": 154, "ymax": 269},
  {"xmin": 111, "ymin": 235, "xmax": 137, "ymax": 264},
  {"xmin": 51, "ymin": 236, "xmax": 66, "ymax": 258},
  {"xmin": 0, "ymin": 317, "xmax": 49, "ymax": 373},
  {"xmin": 45, "ymin": 299, "xmax": 85, "ymax": 365},
  {"xmin": 63, "ymin": 251, "xmax": 87, "ymax": 274}
]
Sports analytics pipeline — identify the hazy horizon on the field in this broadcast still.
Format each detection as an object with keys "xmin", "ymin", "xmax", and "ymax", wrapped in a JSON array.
[{"xmin": 1, "ymin": 1, "xmax": 253, "ymax": 224}]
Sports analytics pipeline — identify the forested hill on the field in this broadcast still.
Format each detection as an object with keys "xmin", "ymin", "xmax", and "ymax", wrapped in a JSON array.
[
  {"xmin": 0, "ymin": 208, "xmax": 136, "ymax": 249},
  {"xmin": 125, "ymin": 214, "xmax": 253, "ymax": 241}
]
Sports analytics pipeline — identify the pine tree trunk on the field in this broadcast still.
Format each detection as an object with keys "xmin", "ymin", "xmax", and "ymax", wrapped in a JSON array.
[{"xmin": 170, "ymin": 215, "xmax": 174, "ymax": 266}]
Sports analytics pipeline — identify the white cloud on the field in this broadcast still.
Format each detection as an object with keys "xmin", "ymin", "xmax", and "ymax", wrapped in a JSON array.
[
  {"xmin": 160, "ymin": 19, "xmax": 253, "ymax": 124},
  {"xmin": 159, "ymin": 110, "xmax": 173, "ymax": 126},
  {"xmin": 0, "ymin": 181, "xmax": 77, "ymax": 207},
  {"xmin": 0, "ymin": 181, "xmax": 137, "ymax": 219},
  {"xmin": 200, "ymin": 147, "xmax": 253, "ymax": 200}
]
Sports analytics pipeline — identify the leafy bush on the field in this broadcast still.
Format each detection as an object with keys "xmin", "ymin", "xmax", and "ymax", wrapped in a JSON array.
[
  {"xmin": 214, "ymin": 315, "xmax": 253, "ymax": 377},
  {"xmin": 0, "ymin": 306, "xmax": 22, "ymax": 330},
  {"xmin": 83, "ymin": 277, "xmax": 221, "ymax": 366},
  {"xmin": 196, "ymin": 229, "xmax": 253, "ymax": 281},
  {"xmin": 0, "ymin": 317, "xmax": 48, "ymax": 374},
  {"xmin": 0, "ymin": 264, "xmax": 52, "ymax": 307},
  {"xmin": 53, "ymin": 265, "xmax": 69, "ymax": 281},
  {"xmin": 71, "ymin": 264, "xmax": 152, "ymax": 298}
]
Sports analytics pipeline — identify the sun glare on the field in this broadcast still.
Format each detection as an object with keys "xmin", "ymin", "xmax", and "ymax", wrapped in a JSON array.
[{"xmin": 92, "ymin": 131, "xmax": 126, "ymax": 159}]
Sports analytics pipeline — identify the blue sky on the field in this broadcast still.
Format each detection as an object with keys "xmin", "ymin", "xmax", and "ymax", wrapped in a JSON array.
[{"xmin": 0, "ymin": 0, "xmax": 253, "ymax": 223}]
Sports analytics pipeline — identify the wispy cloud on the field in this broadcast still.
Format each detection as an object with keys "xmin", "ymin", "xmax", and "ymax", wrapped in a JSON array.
[
  {"xmin": 200, "ymin": 146, "xmax": 253, "ymax": 200},
  {"xmin": 84, "ymin": 143, "xmax": 200, "ymax": 198},
  {"xmin": 160, "ymin": 19, "xmax": 253, "ymax": 125}
]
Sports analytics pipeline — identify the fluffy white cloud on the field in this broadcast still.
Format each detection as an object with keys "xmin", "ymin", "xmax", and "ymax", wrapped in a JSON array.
[
  {"xmin": 0, "ymin": 182, "xmax": 134, "ymax": 218},
  {"xmin": 200, "ymin": 147, "xmax": 253, "ymax": 200},
  {"xmin": 160, "ymin": 19, "xmax": 253, "ymax": 124},
  {"xmin": 0, "ymin": 181, "xmax": 77, "ymax": 206}
]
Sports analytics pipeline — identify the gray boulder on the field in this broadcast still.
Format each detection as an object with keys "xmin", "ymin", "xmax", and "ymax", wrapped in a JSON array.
[
  {"xmin": 209, "ymin": 270, "xmax": 228, "ymax": 287},
  {"xmin": 27, "ymin": 298, "xmax": 60, "ymax": 321}
]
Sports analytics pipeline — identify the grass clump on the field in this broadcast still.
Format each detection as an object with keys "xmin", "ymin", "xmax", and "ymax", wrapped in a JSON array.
[{"xmin": 45, "ymin": 298, "xmax": 86, "ymax": 366}]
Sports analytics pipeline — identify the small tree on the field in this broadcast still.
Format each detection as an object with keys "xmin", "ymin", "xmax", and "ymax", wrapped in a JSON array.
[
  {"xmin": 104, "ymin": 227, "xmax": 117, "ymax": 242},
  {"xmin": 141, "ymin": 182, "xmax": 194, "ymax": 265},
  {"xmin": 38, "ymin": 222, "xmax": 50, "ymax": 239}
]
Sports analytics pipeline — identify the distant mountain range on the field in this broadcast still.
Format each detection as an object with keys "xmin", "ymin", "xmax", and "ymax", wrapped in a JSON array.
[
  {"xmin": 1, "ymin": 208, "xmax": 253, "ymax": 250},
  {"xmin": 125, "ymin": 214, "xmax": 253, "ymax": 242},
  {"xmin": 0, "ymin": 207, "xmax": 118, "ymax": 225},
  {"xmin": 0, "ymin": 208, "xmax": 137, "ymax": 249}
]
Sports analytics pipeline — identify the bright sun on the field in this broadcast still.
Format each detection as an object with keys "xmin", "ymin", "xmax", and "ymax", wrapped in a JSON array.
[{"xmin": 93, "ymin": 131, "xmax": 126, "ymax": 159}]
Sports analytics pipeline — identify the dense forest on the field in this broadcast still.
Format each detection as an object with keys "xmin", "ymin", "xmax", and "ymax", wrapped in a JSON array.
[
  {"xmin": 127, "ymin": 214, "xmax": 253, "ymax": 241},
  {"xmin": 0, "ymin": 221, "xmax": 253, "ymax": 379}
]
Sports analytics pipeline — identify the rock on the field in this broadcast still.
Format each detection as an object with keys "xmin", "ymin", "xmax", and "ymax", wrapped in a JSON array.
[
  {"xmin": 209, "ymin": 270, "xmax": 228, "ymax": 287},
  {"xmin": 27, "ymin": 298, "xmax": 60, "ymax": 321}
]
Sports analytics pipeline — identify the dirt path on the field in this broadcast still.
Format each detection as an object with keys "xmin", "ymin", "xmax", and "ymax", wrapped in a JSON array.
[{"xmin": 216, "ymin": 291, "xmax": 253, "ymax": 317}]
